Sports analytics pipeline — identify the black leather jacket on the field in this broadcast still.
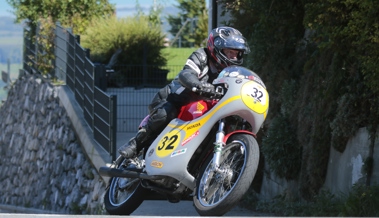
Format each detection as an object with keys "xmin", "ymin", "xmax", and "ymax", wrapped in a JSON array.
[{"xmin": 167, "ymin": 48, "xmax": 219, "ymax": 105}]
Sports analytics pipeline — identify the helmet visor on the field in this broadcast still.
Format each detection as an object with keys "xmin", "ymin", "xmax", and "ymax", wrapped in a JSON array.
[{"xmin": 214, "ymin": 35, "xmax": 250, "ymax": 54}]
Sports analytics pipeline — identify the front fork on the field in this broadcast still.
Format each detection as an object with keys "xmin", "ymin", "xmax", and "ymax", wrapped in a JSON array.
[{"xmin": 212, "ymin": 119, "xmax": 226, "ymax": 172}]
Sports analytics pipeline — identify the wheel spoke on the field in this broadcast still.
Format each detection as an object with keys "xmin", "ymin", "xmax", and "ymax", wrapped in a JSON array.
[
  {"xmin": 198, "ymin": 143, "xmax": 247, "ymax": 206},
  {"xmin": 194, "ymin": 135, "xmax": 260, "ymax": 216},
  {"xmin": 109, "ymin": 164, "xmax": 142, "ymax": 206},
  {"xmin": 204, "ymin": 179, "xmax": 221, "ymax": 204}
]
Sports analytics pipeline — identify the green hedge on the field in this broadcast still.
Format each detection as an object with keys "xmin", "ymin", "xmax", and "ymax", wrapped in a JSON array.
[{"xmin": 81, "ymin": 15, "xmax": 166, "ymax": 67}]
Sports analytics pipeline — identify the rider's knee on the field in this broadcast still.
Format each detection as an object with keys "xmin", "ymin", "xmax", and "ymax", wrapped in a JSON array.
[{"xmin": 148, "ymin": 103, "xmax": 178, "ymax": 132}]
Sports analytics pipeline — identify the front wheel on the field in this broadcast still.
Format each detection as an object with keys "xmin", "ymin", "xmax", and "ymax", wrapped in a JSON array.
[
  {"xmin": 193, "ymin": 134, "xmax": 260, "ymax": 216},
  {"xmin": 104, "ymin": 156, "xmax": 149, "ymax": 215}
]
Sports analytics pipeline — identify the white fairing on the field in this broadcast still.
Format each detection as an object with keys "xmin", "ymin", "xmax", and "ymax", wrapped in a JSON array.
[{"xmin": 145, "ymin": 66, "xmax": 269, "ymax": 190}]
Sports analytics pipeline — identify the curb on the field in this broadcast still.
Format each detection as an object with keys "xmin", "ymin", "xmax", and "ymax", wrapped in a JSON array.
[
  {"xmin": 57, "ymin": 85, "xmax": 112, "ymax": 184},
  {"xmin": 0, "ymin": 204, "xmax": 58, "ymax": 214}
]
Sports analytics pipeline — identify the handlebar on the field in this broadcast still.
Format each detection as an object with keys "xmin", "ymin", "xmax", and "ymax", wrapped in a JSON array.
[{"xmin": 192, "ymin": 86, "xmax": 224, "ymax": 99}]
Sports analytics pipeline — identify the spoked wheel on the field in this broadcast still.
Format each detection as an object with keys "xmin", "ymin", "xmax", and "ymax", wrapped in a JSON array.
[
  {"xmin": 194, "ymin": 134, "xmax": 260, "ymax": 216},
  {"xmin": 104, "ymin": 156, "xmax": 149, "ymax": 215}
]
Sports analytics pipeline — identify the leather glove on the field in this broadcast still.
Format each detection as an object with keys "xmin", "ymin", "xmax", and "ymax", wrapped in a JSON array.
[{"xmin": 197, "ymin": 81, "xmax": 215, "ymax": 93}]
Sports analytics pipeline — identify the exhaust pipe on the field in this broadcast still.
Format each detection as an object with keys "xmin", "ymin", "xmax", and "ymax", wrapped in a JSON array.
[{"xmin": 99, "ymin": 167, "xmax": 164, "ymax": 180}]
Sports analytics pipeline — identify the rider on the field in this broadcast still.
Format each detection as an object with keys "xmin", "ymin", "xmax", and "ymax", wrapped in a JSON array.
[{"xmin": 118, "ymin": 26, "xmax": 251, "ymax": 159}]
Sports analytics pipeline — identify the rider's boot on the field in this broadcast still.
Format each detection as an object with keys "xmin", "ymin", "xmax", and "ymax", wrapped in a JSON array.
[{"xmin": 118, "ymin": 127, "xmax": 154, "ymax": 159}]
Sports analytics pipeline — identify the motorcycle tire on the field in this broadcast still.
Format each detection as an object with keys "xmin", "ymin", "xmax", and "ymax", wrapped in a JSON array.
[
  {"xmin": 193, "ymin": 134, "xmax": 260, "ymax": 216},
  {"xmin": 104, "ymin": 156, "xmax": 149, "ymax": 215}
]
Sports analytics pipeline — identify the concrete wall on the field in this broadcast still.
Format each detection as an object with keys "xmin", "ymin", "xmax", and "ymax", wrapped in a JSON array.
[
  {"xmin": 324, "ymin": 127, "xmax": 379, "ymax": 193},
  {"xmin": 258, "ymin": 127, "xmax": 379, "ymax": 200},
  {"xmin": 258, "ymin": 166, "xmax": 300, "ymax": 201}
]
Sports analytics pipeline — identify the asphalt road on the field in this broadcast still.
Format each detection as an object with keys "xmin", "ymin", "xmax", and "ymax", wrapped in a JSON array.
[
  {"xmin": 0, "ymin": 200, "xmax": 273, "ymax": 217},
  {"xmin": 132, "ymin": 200, "xmax": 268, "ymax": 216}
]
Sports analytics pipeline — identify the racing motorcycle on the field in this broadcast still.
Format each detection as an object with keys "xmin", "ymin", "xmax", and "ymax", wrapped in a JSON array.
[{"xmin": 99, "ymin": 66, "xmax": 269, "ymax": 216}]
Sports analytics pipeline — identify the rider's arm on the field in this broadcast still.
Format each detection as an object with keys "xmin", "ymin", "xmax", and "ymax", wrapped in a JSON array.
[{"xmin": 178, "ymin": 48, "xmax": 209, "ymax": 89}]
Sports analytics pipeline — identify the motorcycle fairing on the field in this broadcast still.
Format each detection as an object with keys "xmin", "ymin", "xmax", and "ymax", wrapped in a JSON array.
[
  {"xmin": 145, "ymin": 77, "xmax": 268, "ymax": 190},
  {"xmin": 240, "ymin": 81, "xmax": 269, "ymax": 118}
]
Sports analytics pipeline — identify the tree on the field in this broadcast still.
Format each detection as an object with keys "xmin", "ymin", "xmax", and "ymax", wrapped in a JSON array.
[
  {"xmin": 219, "ymin": 0, "xmax": 379, "ymax": 200},
  {"xmin": 167, "ymin": 0, "xmax": 208, "ymax": 47},
  {"xmin": 6, "ymin": 0, "xmax": 115, "ymax": 76},
  {"xmin": 6, "ymin": 0, "xmax": 115, "ymax": 34},
  {"xmin": 147, "ymin": 1, "xmax": 164, "ymax": 27}
]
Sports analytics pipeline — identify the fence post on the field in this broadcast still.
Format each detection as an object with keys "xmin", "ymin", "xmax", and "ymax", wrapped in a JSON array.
[
  {"xmin": 34, "ymin": 23, "xmax": 39, "ymax": 74},
  {"xmin": 110, "ymin": 94, "xmax": 117, "ymax": 161},
  {"xmin": 143, "ymin": 43, "xmax": 147, "ymax": 85},
  {"xmin": 95, "ymin": 64, "xmax": 107, "ymax": 92},
  {"xmin": 7, "ymin": 58, "xmax": 10, "ymax": 84}
]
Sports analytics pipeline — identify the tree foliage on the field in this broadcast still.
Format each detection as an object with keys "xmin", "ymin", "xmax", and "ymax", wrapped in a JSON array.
[
  {"xmin": 6, "ymin": 0, "xmax": 115, "ymax": 34},
  {"xmin": 81, "ymin": 15, "xmax": 166, "ymax": 66},
  {"xmin": 167, "ymin": 0, "xmax": 208, "ymax": 47},
  {"xmin": 7, "ymin": 0, "xmax": 115, "ymax": 76},
  {"xmin": 304, "ymin": 0, "xmax": 379, "ymax": 95},
  {"xmin": 219, "ymin": 0, "xmax": 379, "ymax": 199}
]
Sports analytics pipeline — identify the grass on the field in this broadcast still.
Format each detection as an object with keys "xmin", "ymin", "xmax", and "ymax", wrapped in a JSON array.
[
  {"xmin": 162, "ymin": 47, "xmax": 196, "ymax": 80},
  {"xmin": 163, "ymin": 47, "xmax": 195, "ymax": 66},
  {"xmin": 0, "ymin": 36, "xmax": 23, "ymax": 45},
  {"xmin": 0, "ymin": 62, "xmax": 22, "ymax": 103},
  {"xmin": 0, "ymin": 62, "xmax": 22, "ymax": 80}
]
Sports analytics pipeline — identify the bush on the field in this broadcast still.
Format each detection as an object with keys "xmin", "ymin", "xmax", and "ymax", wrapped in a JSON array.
[
  {"xmin": 81, "ymin": 15, "xmax": 166, "ymax": 67},
  {"xmin": 340, "ymin": 184, "xmax": 379, "ymax": 217},
  {"xmin": 261, "ymin": 114, "xmax": 302, "ymax": 180},
  {"xmin": 261, "ymin": 80, "xmax": 302, "ymax": 180},
  {"xmin": 251, "ymin": 184, "xmax": 379, "ymax": 216}
]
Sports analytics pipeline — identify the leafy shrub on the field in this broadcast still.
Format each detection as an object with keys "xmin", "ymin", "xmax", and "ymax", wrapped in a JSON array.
[
  {"xmin": 254, "ymin": 190, "xmax": 342, "ymax": 216},
  {"xmin": 340, "ymin": 184, "xmax": 379, "ymax": 217},
  {"xmin": 34, "ymin": 17, "xmax": 55, "ymax": 77},
  {"xmin": 220, "ymin": 0, "xmax": 379, "ymax": 198},
  {"xmin": 261, "ymin": 114, "xmax": 302, "ymax": 180},
  {"xmin": 253, "ymin": 185, "xmax": 379, "ymax": 216},
  {"xmin": 261, "ymin": 80, "xmax": 302, "ymax": 180},
  {"xmin": 81, "ymin": 15, "xmax": 166, "ymax": 67}
]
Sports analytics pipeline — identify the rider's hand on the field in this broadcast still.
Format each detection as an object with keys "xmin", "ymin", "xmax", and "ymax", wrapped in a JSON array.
[{"xmin": 197, "ymin": 81, "xmax": 215, "ymax": 93}]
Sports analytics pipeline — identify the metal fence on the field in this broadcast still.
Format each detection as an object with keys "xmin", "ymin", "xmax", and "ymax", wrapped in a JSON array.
[
  {"xmin": 23, "ymin": 22, "xmax": 188, "ymax": 160},
  {"xmin": 23, "ymin": 23, "xmax": 118, "ymax": 160},
  {"xmin": 55, "ymin": 24, "xmax": 118, "ymax": 160},
  {"xmin": 23, "ymin": 28, "xmax": 37, "ymax": 74},
  {"xmin": 106, "ymin": 64, "xmax": 183, "ymax": 133}
]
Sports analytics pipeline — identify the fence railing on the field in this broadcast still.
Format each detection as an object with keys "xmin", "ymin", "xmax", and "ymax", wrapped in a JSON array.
[
  {"xmin": 23, "ymin": 23, "xmax": 118, "ymax": 160},
  {"xmin": 23, "ymin": 28, "xmax": 37, "ymax": 75},
  {"xmin": 105, "ymin": 64, "xmax": 183, "ymax": 133},
  {"xmin": 23, "ymin": 22, "xmax": 188, "ymax": 160}
]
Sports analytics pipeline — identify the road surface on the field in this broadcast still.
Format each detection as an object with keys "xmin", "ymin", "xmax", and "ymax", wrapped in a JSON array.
[{"xmin": 0, "ymin": 200, "xmax": 273, "ymax": 217}]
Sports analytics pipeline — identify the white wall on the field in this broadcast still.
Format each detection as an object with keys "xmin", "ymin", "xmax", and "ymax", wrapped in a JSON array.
[
  {"xmin": 258, "ymin": 127, "xmax": 379, "ymax": 200},
  {"xmin": 324, "ymin": 127, "xmax": 379, "ymax": 193}
]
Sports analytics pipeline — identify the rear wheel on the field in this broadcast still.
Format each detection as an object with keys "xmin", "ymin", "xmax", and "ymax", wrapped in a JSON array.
[
  {"xmin": 193, "ymin": 134, "xmax": 260, "ymax": 216},
  {"xmin": 104, "ymin": 156, "xmax": 149, "ymax": 215}
]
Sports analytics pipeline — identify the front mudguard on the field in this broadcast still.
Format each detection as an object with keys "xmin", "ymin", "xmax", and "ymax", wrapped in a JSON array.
[{"xmin": 223, "ymin": 130, "xmax": 257, "ymax": 144}]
